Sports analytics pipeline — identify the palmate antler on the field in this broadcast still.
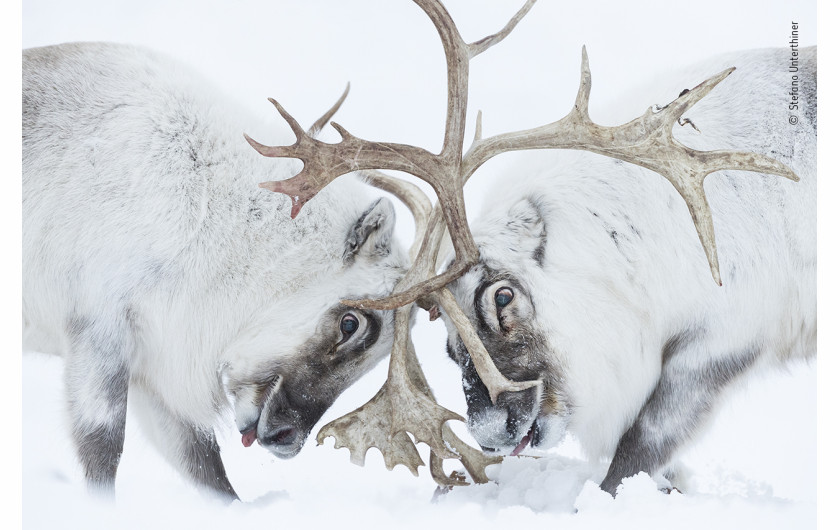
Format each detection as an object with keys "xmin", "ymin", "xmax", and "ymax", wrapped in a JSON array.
[{"xmin": 247, "ymin": 0, "xmax": 799, "ymax": 486}]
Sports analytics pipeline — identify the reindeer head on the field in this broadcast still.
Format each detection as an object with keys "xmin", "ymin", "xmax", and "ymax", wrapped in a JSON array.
[
  {"xmin": 441, "ymin": 197, "xmax": 571, "ymax": 455},
  {"xmin": 221, "ymin": 195, "xmax": 406, "ymax": 458},
  {"xmin": 220, "ymin": 89, "xmax": 410, "ymax": 458},
  {"xmin": 245, "ymin": 0, "xmax": 797, "ymax": 485}
]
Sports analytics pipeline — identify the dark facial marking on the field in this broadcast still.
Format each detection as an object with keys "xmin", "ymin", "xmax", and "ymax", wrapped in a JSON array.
[
  {"xmin": 260, "ymin": 306, "xmax": 384, "ymax": 445},
  {"xmin": 472, "ymin": 269, "xmax": 527, "ymax": 334},
  {"xmin": 451, "ymin": 265, "xmax": 562, "ymax": 449}
]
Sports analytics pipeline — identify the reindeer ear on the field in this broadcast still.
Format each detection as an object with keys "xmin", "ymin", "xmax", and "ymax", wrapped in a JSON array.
[
  {"xmin": 343, "ymin": 198, "xmax": 397, "ymax": 262},
  {"xmin": 502, "ymin": 197, "xmax": 547, "ymax": 265}
]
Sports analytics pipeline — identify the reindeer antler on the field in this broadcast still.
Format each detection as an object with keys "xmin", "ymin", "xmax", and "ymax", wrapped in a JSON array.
[
  {"xmin": 459, "ymin": 47, "xmax": 798, "ymax": 285},
  {"xmin": 249, "ymin": 0, "xmax": 799, "ymax": 487},
  {"xmin": 247, "ymin": 0, "xmax": 538, "ymax": 306},
  {"xmin": 248, "ymin": 0, "xmax": 797, "ymax": 295},
  {"xmin": 318, "ymin": 169, "xmax": 515, "ymax": 484}
]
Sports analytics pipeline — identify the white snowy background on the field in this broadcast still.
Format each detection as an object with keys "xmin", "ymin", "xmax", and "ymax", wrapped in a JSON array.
[{"xmin": 16, "ymin": 0, "xmax": 831, "ymax": 529}]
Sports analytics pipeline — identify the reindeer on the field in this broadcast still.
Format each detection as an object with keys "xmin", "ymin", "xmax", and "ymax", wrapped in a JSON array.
[
  {"xmin": 441, "ymin": 45, "xmax": 816, "ymax": 494},
  {"xmin": 22, "ymin": 42, "xmax": 409, "ymax": 500},
  {"xmin": 246, "ymin": 0, "xmax": 811, "ymax": 496}
]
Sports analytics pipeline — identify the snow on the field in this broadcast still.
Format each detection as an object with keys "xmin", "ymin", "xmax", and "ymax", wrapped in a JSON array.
[
  {"xmin": 16, "ymin": 0, "xmax": 831, "ymax": 529},
  {"xmin": 21, "ymin": 349, "xmax": 817, "ymax": 529}
]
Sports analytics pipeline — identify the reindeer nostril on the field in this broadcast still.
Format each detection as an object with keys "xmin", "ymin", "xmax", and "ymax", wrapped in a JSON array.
[{"xmin": 266, "ymin": 425, "xmax": 298, "ymax": 446}]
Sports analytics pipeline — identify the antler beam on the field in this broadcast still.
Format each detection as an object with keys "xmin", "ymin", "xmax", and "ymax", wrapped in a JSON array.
[
  {"xmin": 249, "ymin": 0, "xmax": 800, "ymax": 487},
  {"xmin": 247, "ymin": 0, "xmax": 537, "ymax": 301},
  {"xmin": 459, "ymin": 47, "xmax": 799, "ymax": 284}
]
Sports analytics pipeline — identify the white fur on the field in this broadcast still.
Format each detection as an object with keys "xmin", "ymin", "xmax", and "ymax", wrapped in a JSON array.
[
  {"xmin": 450, "ymin": 47, "xmax": 815, "ymax": 469},
  {"xmin": 23, "ymin": 42, "xmax": 405, "ymax": 493}
]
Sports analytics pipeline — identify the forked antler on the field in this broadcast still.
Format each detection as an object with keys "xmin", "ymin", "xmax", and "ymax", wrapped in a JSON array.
[
  {"xmin": 248, "ymin": 0, "xmax": 799, "ymax": 487},
  {"xmin": 247, "ymin": 0, "xmax": 797, "ymax": 297},
  {"xmin": 325, "ymin": 169, "xmax": 509, "ymax": 484},
  {"xmin": 246, "ymin": 0, "xmax": 538, "ymax": 311},
  {"xmin": 459, "ymin": 47, "xmax": 798, "ymax": 286},
  {"xmin": 316, "ymin": 302, "xmax": 503, "ymax": 486}
]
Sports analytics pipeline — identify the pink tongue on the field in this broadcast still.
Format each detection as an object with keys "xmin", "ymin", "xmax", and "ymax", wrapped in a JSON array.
[
  {"xmin": 241, "ymin": 429, "xmax": 257, "ymax": 448},
  {"xmin": 510, "ymin": 427, "xmax": 533, "ymax": 457}
]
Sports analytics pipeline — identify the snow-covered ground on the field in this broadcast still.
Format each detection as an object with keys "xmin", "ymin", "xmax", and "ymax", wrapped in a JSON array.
[
  {"xmin": 18, "ymin": 0, "xmax": 827, "ymax": 528},
  {"xmin": 21, "ymin": 348, "xmax": 817, "ymax": 529}
]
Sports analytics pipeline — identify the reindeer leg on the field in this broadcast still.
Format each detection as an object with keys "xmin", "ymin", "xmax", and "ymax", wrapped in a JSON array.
[
  {"xmin": 600, "ymin": 331, "xmax": 759, "ymax": 496},
  {"xmin": 132, "ymin": 387, "xmax": 238, "ymax": 502},
  {"xmin": 64, "ymin": 312, "xmax": 134, "ymax": 497}
]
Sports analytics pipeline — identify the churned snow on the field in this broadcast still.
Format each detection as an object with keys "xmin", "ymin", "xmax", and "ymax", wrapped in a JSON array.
[{"xmin": 21, "ymin": 347, "xmax": 816, "ymax": 529}]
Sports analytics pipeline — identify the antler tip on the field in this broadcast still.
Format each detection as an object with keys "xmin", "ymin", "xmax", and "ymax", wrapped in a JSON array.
[
  {"xmin": 330, "ymin": 121, "xmax": 352, "ymax": 139},
  {"xmin": 710, "ymin": 67, "xmax": 736, "ymax": 87},
  {"xmin": 243, "ymin": 132, "xmax": 267, "ymax": 152},
  {"xmin": 290, "ymin": 202, "xmax": 303, "ymax": 219},
  {"xmin": 779, "ymin": 165, "xmax": 800, "ymax": 182},
  {"xmin": 708, "ymin": 257, "xmax": 722, "ymax": 286},
  {"xmin": 265, "ymin": 97, "xmax": 306, "ymax": 136}
]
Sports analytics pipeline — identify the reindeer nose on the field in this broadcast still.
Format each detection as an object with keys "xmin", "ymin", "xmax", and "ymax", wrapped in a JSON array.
[{"xmin": 264, "ymin": 425, "xmax": 298, "ymax": 446}]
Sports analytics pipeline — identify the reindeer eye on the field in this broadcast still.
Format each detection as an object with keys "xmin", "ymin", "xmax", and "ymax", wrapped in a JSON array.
[
  {"xmin": 340, "ymin": 314, "xmax": 359, "ymax": 337},
  {"xmin": 494, "ymin": 287, "xmax": 514, "ymax": 308}
]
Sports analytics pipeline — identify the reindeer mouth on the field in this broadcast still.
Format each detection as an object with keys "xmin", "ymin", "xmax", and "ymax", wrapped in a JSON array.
[
  {"xmin": 241, "ymin": 425, "xmax": 258, "ymax": 447},
  {"xmin": 510, "ymin": 424, "xmax": 534, "ymax": 456},
  {"xmin": 510, "ymin": 420, "xmax": 540, "ymax": 456}
]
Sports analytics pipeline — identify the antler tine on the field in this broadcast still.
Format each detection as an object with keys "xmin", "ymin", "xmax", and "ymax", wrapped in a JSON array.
[
  {"xmin": 251, "ymin": 0, "xmax": 541, "ymax": 307},
  {"xmin": 574, "ymin": 46, "xmax": 592, "ymax": 118},
  {"xmin": 467, "ymin": 0, "xmax": 537, "ymax": 58},
  {"xmin": 437, "ymin": 288, "xmax": 542, "ymax": 401},
  {"xmin": 344, "ymin": 193, "xmax": 540, "ymax": 409},
  {"xmin": 307, "ymin": 83, "xmax": 351, "ymax": 138},
  {"xmin": 460, "ymin": 50, "xmax": 800, "ymax": 283},
  {"xmin": 260, "ymin": 0, "xmax": 800, "ymax": 490}
]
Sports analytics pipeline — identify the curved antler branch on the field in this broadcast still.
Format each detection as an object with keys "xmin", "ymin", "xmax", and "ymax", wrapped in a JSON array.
[
  {"xmin": 245, "ymin": 97, "xmax": 443, "ymax": 218},
  {"xmin": 467, "ymin": 0, "xmax": 537, "ymax": 58},
  {"xmin": 461, "ymin": 47, "xmax": 799, "ymax": 284},
  {"xmin": 307, "ymin": 83, "xmax": 351, "ymax": 137},
  {"xmin": 318, "ymin": 304, "xmax": 504, "ymax": 486},
  {"xmin": 260, "ymin": 0, "xmax": 800, "ymax": 490}
]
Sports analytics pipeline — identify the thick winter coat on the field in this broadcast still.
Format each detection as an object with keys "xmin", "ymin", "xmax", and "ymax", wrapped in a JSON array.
[
  {"xmin": 23, "ymin": 42, "xmax": 406, "ymax": 500},
  {"xmin": 441, "ymin": 46, "xmax": 816, "ymax": 494}
]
